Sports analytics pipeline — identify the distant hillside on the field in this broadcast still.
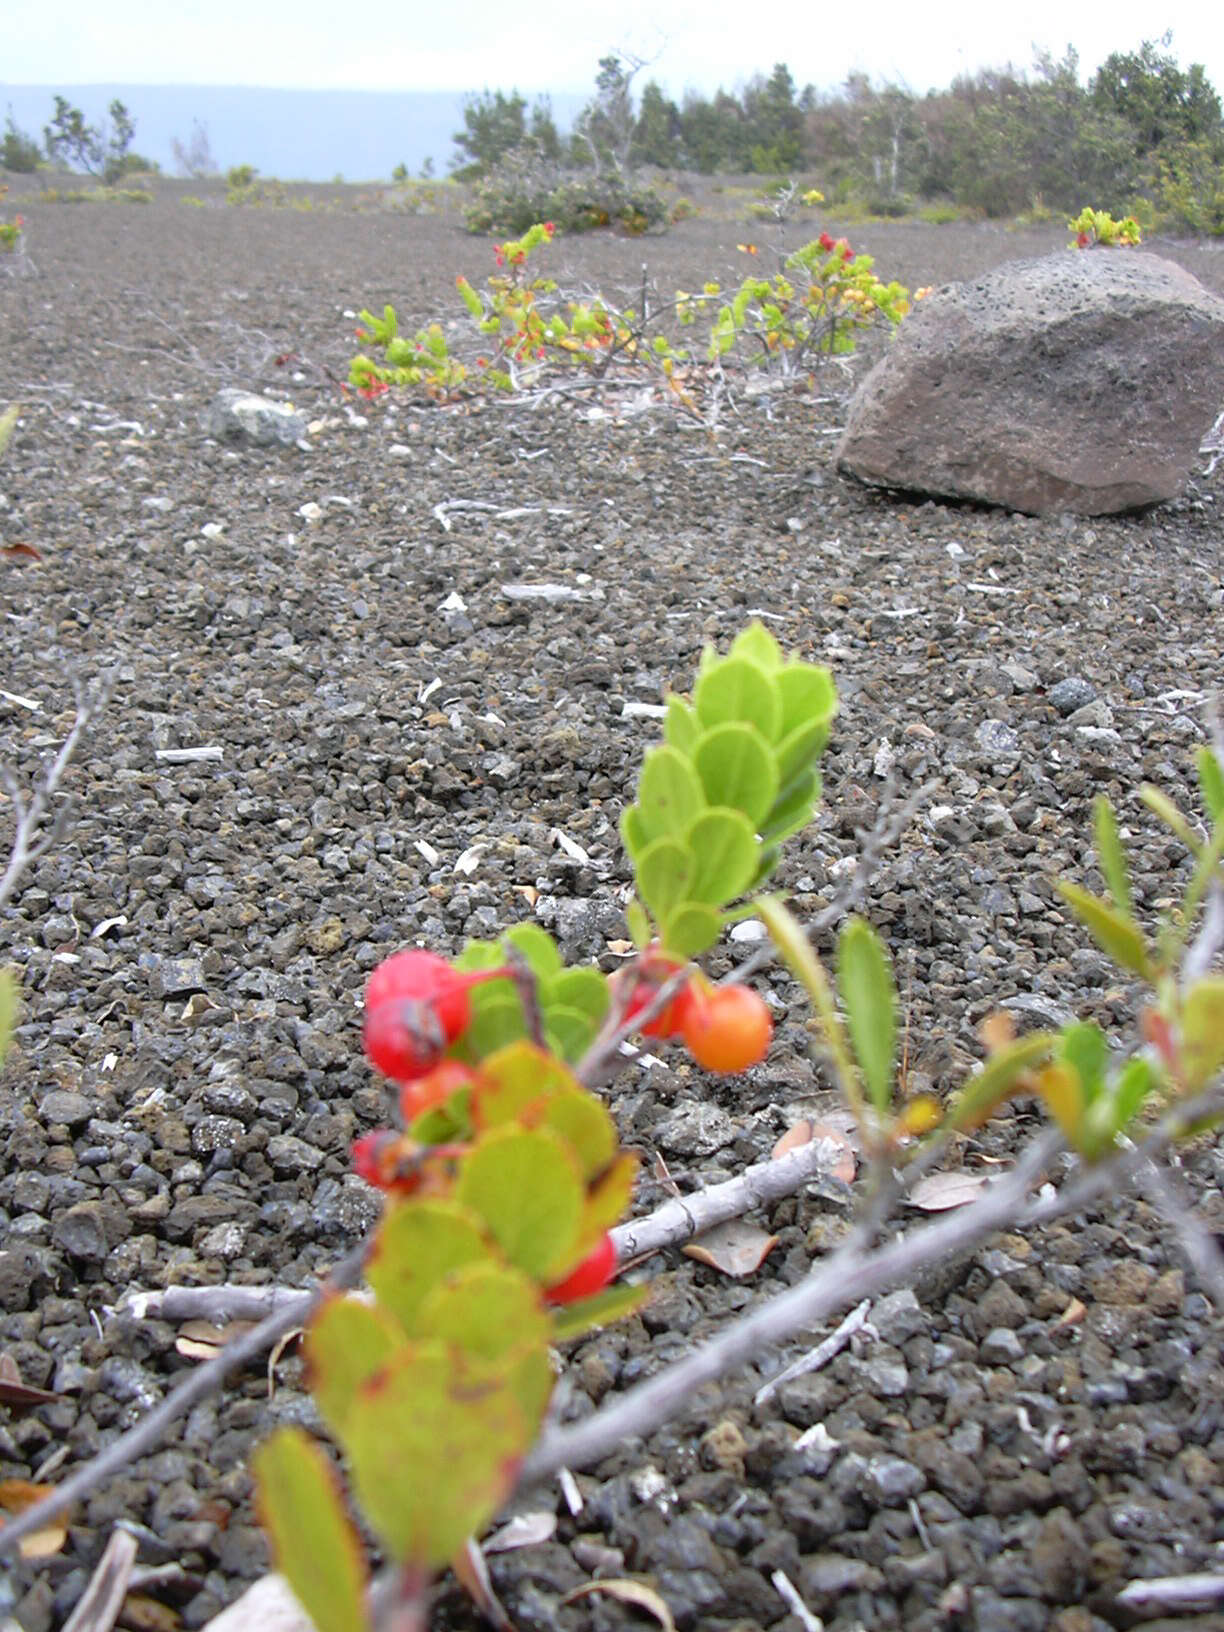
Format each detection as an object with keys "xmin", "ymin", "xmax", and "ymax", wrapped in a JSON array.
[{"xmin": 0, "ymin": 84, "xmax": 587, "ymax": 182}]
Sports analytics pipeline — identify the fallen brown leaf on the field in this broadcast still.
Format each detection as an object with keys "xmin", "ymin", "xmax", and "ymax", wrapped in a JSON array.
[
  {"xmin": 906, "ymin": 1170, "xmax": 992, "ymax": 1211},
  {"xmin": 561, "ymin": 1579, "xmax": 676, "ymax": 1630},
  {"xmin": 684, "ymin": 1220, "xmax": 779, "ymax": 1278},
  {"xmin": 453, "ymin": 1537, "xmax": 516, "ymax": 1632},
  {"xmin": 1, "ymin": 542, "xmax": 43, "ymax": 562},
  {"xmin": 119, "ymin": 1593, "xmax": 182, "ymax": 1631},
  {"xmin": 1052, "ymin": 1295, "xmax": 1086, "ymax": 1331},
  {"xmin": 174, "ymin": 1320, "xmax": 258, "ymax": 1362},
  {"xmin": 0, "ymin": 1352, "xmax": 58, "ymax": 1407},
  {"xmin": 0, "ymin": 1479, "xmax": 68, "ymax": 1558}
]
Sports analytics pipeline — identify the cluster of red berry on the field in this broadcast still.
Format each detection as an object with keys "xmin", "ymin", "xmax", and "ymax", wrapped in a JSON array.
[
  {"xmin": 354, "ymin": 948, "xmax": 618, "ymax": 1305},
  {"xmin": 817, "ymin": 231, "xmax": 856, "ymax": 263}
]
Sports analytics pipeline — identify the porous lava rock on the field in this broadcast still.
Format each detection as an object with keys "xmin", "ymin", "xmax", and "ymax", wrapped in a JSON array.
[{"xmin": 836, "ymin": 249, "xmax": 1224, "ymax": 515}]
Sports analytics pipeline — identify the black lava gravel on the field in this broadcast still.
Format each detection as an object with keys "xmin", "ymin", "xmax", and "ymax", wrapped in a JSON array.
[{"xmin": 1, "ymin": 182, "xmax": 1223, "ymax": 1631}]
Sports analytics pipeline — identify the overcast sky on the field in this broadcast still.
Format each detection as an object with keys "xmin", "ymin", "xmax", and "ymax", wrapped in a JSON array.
[{"xmin": 7, "ymin": 1, "xmax": 1223, "ymax": 99}]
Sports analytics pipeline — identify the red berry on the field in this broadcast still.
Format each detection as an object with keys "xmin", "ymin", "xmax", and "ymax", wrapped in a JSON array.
[
  {"xmin": 364, "ymin": 997, "xmax": 448, "ymax": 1082},
  {"xmin": 681, "ymin": 982, "xmax": 773, "ymax": 1074},
  {"xmin": 366, "ymin": 951, "xmax": 472, "ymax": 1043},
  {"xmin": 619, "ymin": 951, "xmax": 693, "ymax": 1038},
  {"xmin": 544, "ymin": 1233, "xmax": 617, "ymax": 1304}
]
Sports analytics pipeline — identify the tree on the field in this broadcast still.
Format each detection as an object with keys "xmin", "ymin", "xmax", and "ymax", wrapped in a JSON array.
[
  {"xmin": 2, "ymin": 107, "xmax": 41, "ymax": 173},
  {"xmin": 43, "ymin": 97, "xmax": 138, "ymax": 184},
  {"xmin": 633, "ymin": 81, "xmax": 681, "ymax": 168},
  {"xmin": 527, "ymin": 98, "xmax": 562, "ymax": 162},
  {"xmin": 574, "ymin": 51, "xmax": 650, "ymax": 173},
  {"xmin": 171, "ymin": 118, "xmax": 217, "ymax": 179},
  {"xmin": 743, "ymin": 62, "xmax": 805, "ymax": 172},
  {"xmin": 451, "ymin": 90, "xmax": 527, "ymax": 177},
  {"xmin": 1091, "ymin": 32, "xmax": 1223, "ymax": 158}
]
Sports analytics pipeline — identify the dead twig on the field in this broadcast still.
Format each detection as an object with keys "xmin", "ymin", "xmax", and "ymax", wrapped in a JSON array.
[{"xmin": 0, "ymin": 672, "xmax": 113, "ymax": 912}]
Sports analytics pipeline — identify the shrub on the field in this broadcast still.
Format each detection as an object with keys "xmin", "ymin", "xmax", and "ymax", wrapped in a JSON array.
[
  {"xmin": 464, "ymin": 151, "xmax": 669, "ymax": 235},
  {"xmin": 226, "ymin": 163, "xmax": 257, "ymax": 190},
  {"xmin": 2, "ymin": 108, "xmax": 41, "ymax": 173}
]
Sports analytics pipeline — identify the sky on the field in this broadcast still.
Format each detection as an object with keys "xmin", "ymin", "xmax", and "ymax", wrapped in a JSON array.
[{"xmin": 7, "ymin": 0, "xmax": 1224, "ymax": 100}]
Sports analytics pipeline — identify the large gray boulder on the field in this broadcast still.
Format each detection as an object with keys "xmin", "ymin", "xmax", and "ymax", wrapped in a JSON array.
[{"xmin": 836, "ymin": 251, "xmax": 1224, "ymax": 515}]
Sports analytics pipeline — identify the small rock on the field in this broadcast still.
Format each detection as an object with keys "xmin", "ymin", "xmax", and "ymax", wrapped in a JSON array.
[
  {"xmin": 1049, "ymin": 676, "xmax": 1096, "ymax": 715},
  {"xmin": 980, "ymin": 1327, "xmax": 1025, "ymax": 1364},
  {"xmin": 203, "ymin": 388, "xmax": 307, "ymax": 447},
  {"xmin": 38, "ymin": 1089, "xmax": 92, "ymax": 1128}
]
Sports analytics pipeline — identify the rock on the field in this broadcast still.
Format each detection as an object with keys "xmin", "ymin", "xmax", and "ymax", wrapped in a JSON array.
[
  {"xmin": 1048, "ymin": 676, "xmax": 1096, "ymax": 715},
  {"xmin": 51, "ymin": 1199, "xmax": 132, "ymax": 1262},
  {"xmin": 836, "ymin": 251, "xmax": 1224, "ymax": 515},
  {"xmin": 203, "ymin": 389, "xmax": 307, "ymax": 448}
]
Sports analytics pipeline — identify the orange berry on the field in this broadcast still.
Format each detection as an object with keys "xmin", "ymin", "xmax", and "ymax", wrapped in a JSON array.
[{"xmin": 681, "ymin": 983, "xmax": 773, "ymax": 1073}]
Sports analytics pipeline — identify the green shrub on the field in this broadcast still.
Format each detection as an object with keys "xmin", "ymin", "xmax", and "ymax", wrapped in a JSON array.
[
  {"xmin": 917, "ymin": 201, "xmax": 962, "ymax": 224},
  {"xmin": 180, "ymin": 194, "xmax": 206, "ymax": 207},
  {"xmin": 863, "ymin": 193, "xmax": 913, "ymax": 218},
  {"xmin": 226, "ymin": 163, "xmax": 257, "ymax": 189},
  {"xmin": 2, "ymin": 108, "xmax": 41, "ymax": 173},
  {"xmin": 464, "ymin": 152, "xmax": 669, "ymax": 236}
]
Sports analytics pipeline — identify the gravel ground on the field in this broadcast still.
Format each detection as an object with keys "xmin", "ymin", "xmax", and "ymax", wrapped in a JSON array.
[{"xmin": 1, "ymin": 182, "xmax": 1224, "ymax": 1632}]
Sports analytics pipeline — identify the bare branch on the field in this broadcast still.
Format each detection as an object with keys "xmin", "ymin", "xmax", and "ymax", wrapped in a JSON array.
[
  {"xmin": 520, "ymin": 1131, "xmax": 1062, "ymax": 1484},
  {"xmin": 125, "ymin": 1134, "xmax": 844, "ymax": 1328},
  {"xmin": 0, "ymin": 672, "xmax": 113, "ymax": 912}
]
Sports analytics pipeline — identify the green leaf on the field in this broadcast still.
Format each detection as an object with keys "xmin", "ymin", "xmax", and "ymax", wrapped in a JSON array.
[
  {"xmin": 543, "ymin": 967, "xmax": 609, "ymax": 1025},
  {"xmin": 776, "ymin": 663, "xmax": 837, "ymax": 737},
  {"xmin": 1139, "ymin": 786, "xmax": 1201, "ymax": 854},
  {"xmin": 0, "ymin": 967, "xmax": 18, "ymax": 1065},
  {"xmin": 416, "ymin": 1261, "xmax": 553, "ymax": 1424},
  {"xmin": 460, "ymin": 989, "xmax": 527, "ymax": 1059},
  {"xmin": 254, "ymin": 1429, "xmax": 371, "ymax": 1632},
  {"xmin": 545, "ymin": 1008, "xmax": 597, "ymax": 1061},
  {"xmin": 728, "ymin": 621, "xmax": 784, "ymax": 671},
  {"xmin": 344, "ymin": 1343, "xmax": 526, "ymax": 1571},
  {"xmin": 1058, "ymin": 882, "xmax": 1152, "ymax": 978},
  {"xmin": 694, "ymin": 661, "xmax": 782, "ymax": 743},
  {"xmin": 1058, "ymin": 1021, "xmax": 1109, "ymax": 1105},
  {"xmin": 1093, "ymin": 796, "xmax": 1132, "ymax": 917},
  {"xmin": 454, "ymin": 939, "xmax": 511, "ymax": 974},
  {"xmin": 636, "ymin": 835, "xmax": 696, "ymax": 922},
  {"xmin": 684, "ymin": 807, "xmax": 759, "ymax": 905},
  {"xmin": 304, "ymin": 1296, "xmax": 405, "ymax": 1438},
  {"xmin": 661, "ymin": 901, "xmax": 723, "ymax": 959},
  {"xmin": 366, "ymin": 1200, "xmax": 492, "ymax": 1336},
  {"xmin": 835, "ymin": 918, "xmax": 897, "ymax": 1115},
  {"xmin": 542, "ymin": 1072, "xmax": 619, "ymax": 1174},
  {"xmin": 1196, "ymin": 749, "xmax": 1224, "ymax": 827},
  {"xmin": 620, "ymin": 804, "xmax": 651, "ymax": 864},
  {"xmin": 580, "ymin": 1151, "xmax": 638, "ymax": 1239},
  {"xmin": 1111, "ymin": 1055, "xmax": 1156, "ymax": 1136},
  {"xmin": 626, "ymin": 897, "xmax": 652, "ymax": 949},
  {"xmin": 501, "ymin": 923, "xmax": 562, "ymax": 978},
  {"xmin": 0, "ymin": 405, "xmax": 19, "ymax": 460},
  {"xmin": 634, "ymin": 746, "xmax": 706, "ymax": 844},
  {"xmin": 945, "ymin": 1033, "xmax": 1056, "ymax": 1132},
  {"xmin": 551, "ymin": 1281, "xmax": 649, "ymax": 1341},
  {"xmin": 455, "ymin": 1125, "xmax": 585, "ymax": 1282},
  {"xmin": 760, "ymin": 770, "xmax": 820, "ymax": 846},
  {"xmin": 774, "ymin": 718, "xmax": 831, "ymax": 787},
  {"xmin": 663, "ymin": 696, "xmax": 699, "ymax": 754},
  {"xmin": 1181, "ymin": 977, "xmax": 1224, "ymax": 1091},
  {"xmin": 693, "ymin": 723, "xmax": 779, "ymax": 827}
]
